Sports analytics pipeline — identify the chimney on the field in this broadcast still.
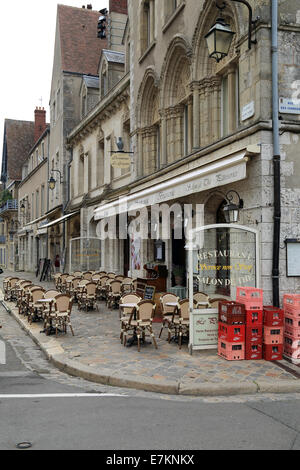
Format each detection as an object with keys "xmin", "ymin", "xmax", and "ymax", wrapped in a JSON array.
[
  {"xmin": 109, "ymin": 0, "xmax": 128, "ymax": 14},
  {"xmin": 87, "ymin": 4, "xmax": 93, "ymax": 9},
  {"xmin": 34, "ymin": 107, "xmax": 47, "ymax": 143}
]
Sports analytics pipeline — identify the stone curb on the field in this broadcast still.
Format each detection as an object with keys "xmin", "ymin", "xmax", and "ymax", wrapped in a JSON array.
[{"xmin": 2, "ymin": 298, "xmax": 300, "ymax": 397}]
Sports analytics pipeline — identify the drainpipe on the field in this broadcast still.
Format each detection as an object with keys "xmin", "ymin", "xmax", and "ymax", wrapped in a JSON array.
[{"xmin": 271, "ymin": 0, "xmax": 281, "ymax": 307}]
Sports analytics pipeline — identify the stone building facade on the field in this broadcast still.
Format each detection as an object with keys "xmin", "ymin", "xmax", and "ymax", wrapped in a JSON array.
[{"xmin": 91, "ymin": 0, "xmax": 300, "ymax": 305}]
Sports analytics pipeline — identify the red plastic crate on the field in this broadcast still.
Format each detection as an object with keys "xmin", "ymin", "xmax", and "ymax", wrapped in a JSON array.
[
  {"xmin": 246, "ymin": 309, "xmax": 263, "ymax": 326},
  {"xmin": 218, "ymin": 301, "xmax": 246, "ymax": 325},
  {"xmin": 283, "ymin": 336, "xmax": 300, "ymax": 360},
  {"xmin": 218, "ymin": 339, "xmax": 245, "ymax": 361},
  {"xmin": 263, "ymin": 306, "xmax": 284, "ymax": 327},
  {"xmin": 236, "ymin": 287, "xmax": 263, "ymax": 310},
  {"xmin": 283, "ymin": 294, "xmax": 300, "ymax": 318},
  {"xmin": 245, "ymin": 343, "xmax": 263, "ymax": 360},
  {"xmin": 218, "ymin": 322, "xmax": 245, "ymax": 343},
  {"xmin": 263, "ymin": 344, "xmax": 283, "ymax": 361},
  {"xmin": 284, "ymin": 314, "xmax": 300, "ymax": 339},
  {"xmin": 263, "ymin": 326, "xmax": 284, "ymax": 345},
  {"xmin": 246, "ymin": 326, "xmax": 263, "ymax": 344}
]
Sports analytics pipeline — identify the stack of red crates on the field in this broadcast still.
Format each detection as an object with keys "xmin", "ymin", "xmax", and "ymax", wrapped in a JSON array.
[
  {"xmin": 218, "ymin": 301, "xmax": 246, "ymax": 361},
  {"xmin": 263, "ymin": 306, "xmax": 284, "ymax": 361},
  {"xmin": 236, "ymin": 287, "xmax": 263, "ymax": 360},
  {"xmin": 283, "ymin": 294, "xmax": 300, "ymax": 363}
]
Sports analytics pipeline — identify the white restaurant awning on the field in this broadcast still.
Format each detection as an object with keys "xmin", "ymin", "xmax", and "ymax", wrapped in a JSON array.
[
  {"xmin": 42, "ymin": 211, "xmax": 79, "ymax": 229},
  {"xmin": 94, "ymin": 151, "xmax": 249, "ymax": 220}
]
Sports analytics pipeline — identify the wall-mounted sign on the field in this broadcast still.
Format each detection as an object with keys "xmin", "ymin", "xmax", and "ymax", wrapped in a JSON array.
[
  {"xmin": 279, "ymin": 98, "xmax": 300, "ymax": 115},
  {"xmin": 241, "ymin": 101, "xmax": 255, "ymax": 121},
  {"xmin": 111, "ymin": 152, "xmax": 131, "ymax": 169},
  {"xmin": 285, "ymin": 239, "xmax": 300, "ymax": 277}
]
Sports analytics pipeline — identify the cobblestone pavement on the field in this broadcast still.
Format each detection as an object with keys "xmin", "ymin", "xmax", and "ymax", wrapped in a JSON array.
[{"xmin": 1, "ymin": 271, "xmax": 300, "ymax": 395}]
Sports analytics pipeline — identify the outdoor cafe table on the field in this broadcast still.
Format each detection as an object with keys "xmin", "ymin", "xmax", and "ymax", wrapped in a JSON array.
[
  {"xmin": 119, "ymin": 303, "xmax": 140, "ymax": 347},
  {"xmin": 37, "ymin": 298, "xmax": 56, "ymax": 335}
]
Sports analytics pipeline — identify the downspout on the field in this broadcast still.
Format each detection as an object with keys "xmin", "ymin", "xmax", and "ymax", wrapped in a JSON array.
[{"xmin": 271, "ymin": 0, "xmax": 281, "ymax": 307}]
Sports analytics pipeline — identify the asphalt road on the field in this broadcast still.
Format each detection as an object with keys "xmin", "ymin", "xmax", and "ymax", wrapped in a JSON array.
[{"xmin": 0, "ymin": 314, "xmax": 300, "ymax": 451}]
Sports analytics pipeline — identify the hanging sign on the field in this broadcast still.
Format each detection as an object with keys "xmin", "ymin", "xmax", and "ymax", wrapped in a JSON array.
[{"xmin": 111, "ymin": 152, "xmax": 131, "ymax": 169}]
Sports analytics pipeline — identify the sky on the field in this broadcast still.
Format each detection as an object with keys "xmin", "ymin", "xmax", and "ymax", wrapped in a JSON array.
[{"xmin": 0, "ymin": 0, "xmax": 109, "ymax": 165}]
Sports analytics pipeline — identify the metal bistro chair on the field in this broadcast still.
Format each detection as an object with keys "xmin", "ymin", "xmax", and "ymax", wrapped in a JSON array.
[
  {"xmin": 171, "ymin": 299, "xmax": 190, "ymax": 349},
  {"xmin": 119, "ymin": 293, "xmax": 142, "ymax": 343},
  {"xmin": 98, "ymin": 276, "xmax": 109, "ymax": 300},
  {"xmin": 159, "ymin": 293, "xmax": 180, "ymax": 342},
  {"xmin": 123, "ymin": 300, "xmax": 158, "ymax": 352},
  {"xmin": 6, "ymin": 277, "xmax": 20, "ymax": 302},
  {"xmin": 82, "ymin": 271, "xmax": 93, "ymax": 281},
  {"xmin": 28, "ymin": 288, "xmax": 46, "ymax": 324},
  {"xmin": 59, "ymin": 273, "xmax": 70, "ymax": 293},
  {"xmin": 107, "ymin": 280, "xmax": 122, "ymax": 309},
  {"xmin": 41, "ymin": 290, "xmax": 60, "ymax": 331},
  {"xmin": 53, "ymin": 273, "xmax": 62, "ymax": 291},
  {"xmin": 65, "ymin": 275, "xmax": 75, "ymax": 296},
  {"xmin": 78, "ymin": 282, "xmax": 99, "ymax": 311},
  {"xmin": 17, "ymin": 281, "xmax": 32, "ymax": 314},
  {"xmin": 46, "ymin": 294, "xmax": 74, "ymax": 338}
]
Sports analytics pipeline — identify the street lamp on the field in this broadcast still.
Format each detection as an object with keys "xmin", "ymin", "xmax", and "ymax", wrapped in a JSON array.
[
  {"xmin": 48, "ymin": 169, "xmax": 63, "ymax": 191},
  {"xmin": 222, "ymin": 190, "xmax": 244, "ymax": 223},
  {"xmin": 205, "ymin": 4, "xmax": 235, "ymax": 62},
  {"xmin": 205, "ymin": 0, "xmax": 258, "ymax": 62}
]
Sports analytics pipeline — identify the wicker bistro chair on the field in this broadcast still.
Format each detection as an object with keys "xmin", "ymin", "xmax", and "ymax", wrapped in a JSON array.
[
  {"xmin": 209, "ymin": 298, "xmax": 225, "ymax": 309},
  {"xmin": 76, "ymin": 280, "xmax": 90, "ymax": 306},
  {"xmin": 45, "ymin": 294, "xmax": 74, "ymax": 338},
  {"xmin": 193, "ymin": 292, "xmax": 210, "ymax": 308},
  {"xmin": 119, "ymin": 293, "xmax": 142, "ymax": 343},
  {"xmin": 78, "ymin": 282, "xmax": 99, "ymax": 311},
  {"xmin": 159, "ymin": 293, "xmax": 180, "ymax": 341},
  {"xmin": 3, "ymin": 276, "xmax": 13, "ymax": 299},
  {"xmin": 122, "ymin": 300, "xmax": 158, "ymax": 352},
  {"xmin": 107, "ymin": 272, "xmax": 116, "ymax": 279},
  {"xmin": 68, "ymin": 277, "xmax": 82, "ymax": 302},
  {"xmin": 53, "ymin": 273, "xmax": 62, "ymax": 291},
  {"xmin": 65, "ymin": 275, "xmax": 75, "ymax": 296},
  {"xmin": 40, "ymin": 290, "xmax": 60, "ymax": 330},
  {"xmin": 121, "ymin": 278, "xmax": 134, "ymax": 295},
  {"xmin": 16, "ymin": 282, "xmax": 32, "ymax": 314},
  {"xmin": 82, "ymin": 271, "xmax": 93, "ymax": 281},
  {"xmin": 28, "ymin": 288, "xmax": 46, "ymax": 324},
  {"xmin": 19, "ymin": 284, "xmax": 36, "ymax": 316},
  {"xmin": 59, "ymin": 274, "xmax": 70, "ymax": 293},
  {"xmin": 73, "ymin": 271, "xmax": 83, "ymax": 278},
  {"xmin": 115, "ymin": 275, "xmax": 125, "ymax": 282},
  {"xmin": 107, "ymin": 280, "xmax": 122, "ymax": 309},
  {"xmin": 171, "ymin": 299, "xmax": 190, "ymax": 349},
  {"xmin": 5, "ymin": 277, "xmax": 20, "ymax": 301},
  {"xmin": 97, "ymin": 276, "xmax": 109, "ymax": 300}
]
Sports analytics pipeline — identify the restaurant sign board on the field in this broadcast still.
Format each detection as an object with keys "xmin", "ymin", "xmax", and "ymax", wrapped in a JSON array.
[{"xmin": 187, "ymin": 224, "xmax": 260, "ymax": 354}]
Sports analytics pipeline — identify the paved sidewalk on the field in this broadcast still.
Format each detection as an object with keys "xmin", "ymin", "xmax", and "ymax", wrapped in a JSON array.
[{"xmin": 1, "ymin": 270, "xmax": 300, "ymax": 396}]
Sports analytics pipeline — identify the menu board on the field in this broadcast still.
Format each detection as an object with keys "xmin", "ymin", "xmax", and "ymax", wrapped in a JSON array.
[
  {"xmin": 192, "ymin": 309, "xmax": 219, "ymax": 350},
  {"xmin": 144, "ymin": 286, "xmax": 156, "ymax": 301}
]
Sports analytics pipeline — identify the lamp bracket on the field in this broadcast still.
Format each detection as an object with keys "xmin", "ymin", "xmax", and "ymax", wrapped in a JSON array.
[{"xmin": 230, "ymin": 0, "xmax": 258, "ymax": 49}]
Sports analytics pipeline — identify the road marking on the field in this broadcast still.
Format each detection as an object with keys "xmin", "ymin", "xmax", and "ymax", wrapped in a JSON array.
[{"xmin": 0, "ymin": 393, "xmax": 127, "ymax": 399}]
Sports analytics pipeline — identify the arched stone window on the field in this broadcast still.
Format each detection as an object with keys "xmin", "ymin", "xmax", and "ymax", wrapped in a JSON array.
[
  {"xmin": 137, "ymin": 69, "xmax": 160, "ymax": 176},
  {"xmin": 161, "ymin": 36, "xmax": 193, "ymax": 164},
  {"xmin": 193, "ymin": 2, "xmax": 239, "ymax": 147}
]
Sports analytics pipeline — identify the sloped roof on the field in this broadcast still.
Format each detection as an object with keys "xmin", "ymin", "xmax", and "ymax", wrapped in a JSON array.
[
  {"xmin": 102, "ymin": 49, "xmax": 125, "ymax": 64},
  {"xmin": 2, "ymin": 119, "xmax": 35, "ymax": 182},
  {"xmin": 83, "ymin": 75, "xmax": 99, "ymax": 89},
  {"xmin": 58, "ymin": 4, "xmax": 107, "ymax": 76}
]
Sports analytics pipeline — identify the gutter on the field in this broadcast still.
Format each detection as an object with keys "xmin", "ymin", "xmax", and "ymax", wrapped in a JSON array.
[{"xmin": 271, "ymin": 0, "xmax": 281, "ymax": 307}]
